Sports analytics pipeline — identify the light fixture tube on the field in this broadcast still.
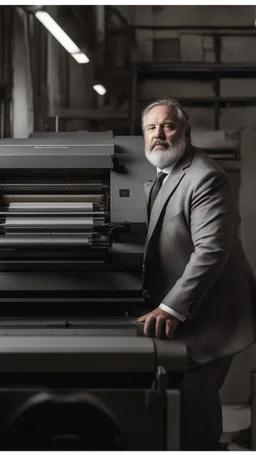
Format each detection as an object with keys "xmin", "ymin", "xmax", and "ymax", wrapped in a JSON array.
[
  {"xmin": 93, "ymin": 84, "xmax": 106, "ymax": 96},
  {"xmin": 72, "ymin": 52, "xmax": 89, "ymax": 64},
  {"xmin": 35, "ymin": 11, "xmax": 89, "ymax": 64}
]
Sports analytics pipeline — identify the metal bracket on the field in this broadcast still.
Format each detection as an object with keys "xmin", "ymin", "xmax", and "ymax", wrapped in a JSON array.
[
  {"xmin": 156, "ymin": 365, "xmax": 168, "ymax": 397},
  {"xmin": 145, "ymin": 365, "xmax": 168, "ymax": 410}
]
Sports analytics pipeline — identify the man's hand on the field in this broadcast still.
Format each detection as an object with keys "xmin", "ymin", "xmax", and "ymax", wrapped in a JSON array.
[{"xmin": 137, "ymin": 308, "xmax": 180, "ymax": 339}]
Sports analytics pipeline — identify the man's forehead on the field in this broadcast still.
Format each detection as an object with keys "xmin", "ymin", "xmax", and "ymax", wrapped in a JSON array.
[{"xmin": 145, "ymin": 105, "xmax": 179, "ymax": 123}]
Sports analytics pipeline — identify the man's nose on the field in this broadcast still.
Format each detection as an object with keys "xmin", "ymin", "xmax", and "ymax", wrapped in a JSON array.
[{"xmin": 154, "ymin": 125, "xmax": 164, "ymax": 139}]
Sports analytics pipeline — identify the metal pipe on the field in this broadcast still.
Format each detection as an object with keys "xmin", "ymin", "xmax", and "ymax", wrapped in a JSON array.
[
  {"xmin": 0, "ymin": 236, "xmax": 92, "ymax": 247},
  {"xmin": 213, "ymin": 34, "xmax": 221, "ymax": 131},
  {"xmin": 26, "ymin": 11, "xmax": 37, "ymax": 132},
  {"xmin": 95, "ymin": 6, "xmax": 105, "ymax": 109},
  {"xmin": 2, "ymin": 225, "xmax": 95, "ymax": 230},
  {"xmin": 1, "ymin": 223, "xmax": 112, "ymax": 229},
  {"xmin": 4, "ymin": 195, "xmax": 102, "ymax": 204},
  {"xmin": 55, "ymin": 115, "xmax": 59, "ymax": 132},
  {"xmin": 125, "ymin": 24, "xmax": 256, "ymax": 31},
  {"xmin": 130, "ymin": 64, "xmax": 137, "ymax": 135},
  {"xmin": 51, "ymin": 108, "xmax": 128, "ymax": 119},
  {"xmin": 3, "ymin": 6, "xmax": 13, "ymax": 138},
  {"xmin": 1, "ymin": 183, "xmax": 103, "ymax": 187},
  {"xmin": 0, "ymin": 212, "xmax": 107, "ymax": 216},
  {"xmin": 95, "ymin": 5, "xmax": 105, "ymax": 71}
]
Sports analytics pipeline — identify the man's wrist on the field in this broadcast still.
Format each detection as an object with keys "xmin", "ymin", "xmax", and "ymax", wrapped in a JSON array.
[{"xmin": 159, "ymin": 303, "xmax": 186, "ymax": 322}]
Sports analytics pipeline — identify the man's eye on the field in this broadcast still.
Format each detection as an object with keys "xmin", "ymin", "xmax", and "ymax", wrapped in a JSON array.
[
  {"xmin": 164, "ymin": 124, "xmax": 173, "ymax": 129},
  {"xmin": 148, "ymin": 126, "xmax": 155, "ymax": 131}
]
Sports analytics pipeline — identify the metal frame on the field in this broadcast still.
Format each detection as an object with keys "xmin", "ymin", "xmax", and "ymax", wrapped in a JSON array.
[{"xmin": 132, "ymin": 29, "xmax": 256, "ymax": 132}]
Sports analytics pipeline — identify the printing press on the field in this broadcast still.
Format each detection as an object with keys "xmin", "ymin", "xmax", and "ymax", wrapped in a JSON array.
[
  {"xmin": 0, "ymin": 132, "xmax": 188, "ymax": 450},
  {"xmin": 0, "ymin": 129, "xmax": 241, "ymax": 450}
]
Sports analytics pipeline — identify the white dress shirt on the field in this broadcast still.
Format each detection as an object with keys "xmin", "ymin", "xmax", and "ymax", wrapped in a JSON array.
[{"xmin": 156, "ymin": 166, "xmax": 186, "ymax": 322}]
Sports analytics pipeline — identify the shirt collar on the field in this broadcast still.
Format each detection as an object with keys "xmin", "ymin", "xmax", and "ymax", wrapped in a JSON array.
[{"xmin": 156, "ymin": 164, "xmax": 174, "ymax": 175}]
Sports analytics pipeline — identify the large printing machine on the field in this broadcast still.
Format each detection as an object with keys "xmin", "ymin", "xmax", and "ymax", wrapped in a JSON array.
[{"xmin": 0, "ymin": 130, "xmax": 240, "ymax": 450}]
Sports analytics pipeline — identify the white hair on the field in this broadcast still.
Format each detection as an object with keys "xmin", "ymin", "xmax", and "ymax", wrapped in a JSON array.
[{"xmin": 141, "ymin": 97, "xmax": 191, "ymax": 142}]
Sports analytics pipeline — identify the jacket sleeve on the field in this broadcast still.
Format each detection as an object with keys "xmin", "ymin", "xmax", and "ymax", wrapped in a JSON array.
[{"xmin": 161, "ymin": 169, "xmax": 237, "ymax": 319}]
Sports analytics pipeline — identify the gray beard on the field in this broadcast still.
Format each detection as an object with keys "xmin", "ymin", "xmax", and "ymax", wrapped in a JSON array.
[{"xmin": 145, "ymin": 136, "xmax": 187, "ymax": 169}]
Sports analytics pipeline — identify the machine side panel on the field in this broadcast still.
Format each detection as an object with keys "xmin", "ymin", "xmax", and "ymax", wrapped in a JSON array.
[
  {"xmin": 111, "ymin": 136, "xmax": 155, "ymax": 223},
  {"xmin": 166, "ymin": 389, "xmax": 181, "ymax": 450}
]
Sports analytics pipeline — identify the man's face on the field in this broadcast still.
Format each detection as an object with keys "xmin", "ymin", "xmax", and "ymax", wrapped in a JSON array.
[{"xmin": 143, "ymin": 105, "xmax": 188, "ymax": 169}]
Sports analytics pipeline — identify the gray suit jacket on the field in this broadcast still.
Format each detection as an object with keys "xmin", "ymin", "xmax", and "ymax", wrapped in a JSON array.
[{"xmin": 143, "ymin": 145, "xmax": 256, "ymax": 364}]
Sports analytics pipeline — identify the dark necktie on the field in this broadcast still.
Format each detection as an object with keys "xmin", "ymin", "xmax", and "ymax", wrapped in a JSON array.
[{"xmin": 148, "ymin": 171, "xmax": 167, "ymax": 217}]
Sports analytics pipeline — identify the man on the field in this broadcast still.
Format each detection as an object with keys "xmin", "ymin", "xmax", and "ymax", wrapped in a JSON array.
[{"xmin": 137, "ymin": 98, "xmax": 256, "ymax": 450}]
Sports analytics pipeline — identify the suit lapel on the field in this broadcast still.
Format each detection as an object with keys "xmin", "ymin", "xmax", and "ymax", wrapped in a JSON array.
[
  {"xmin": 144, "ymin": 145, "xmax": 194, "ymax": 258},
  {"xmin": 144, "ymin": 180, "xmax": 154, "ymax": 206},
  {"xmin": 144, "ymin": 180, "xmax": 154, "ymax": 224}
]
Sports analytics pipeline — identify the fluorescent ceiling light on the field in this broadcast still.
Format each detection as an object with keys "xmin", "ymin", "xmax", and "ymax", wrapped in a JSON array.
[
  {"xmin": 93, "ymin": 84, "xmax": 106, "ymax": 96},
  {"xmin": 35, "ymin": 11, "xmax": 79, "ymax": 54},
  {"xmin": 72, "ymin": 52, "xmax": 89, "ymax": 64},
  {"xmin": 35, "ymin": 11, "xmax": 89, "ymax": 64}
]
